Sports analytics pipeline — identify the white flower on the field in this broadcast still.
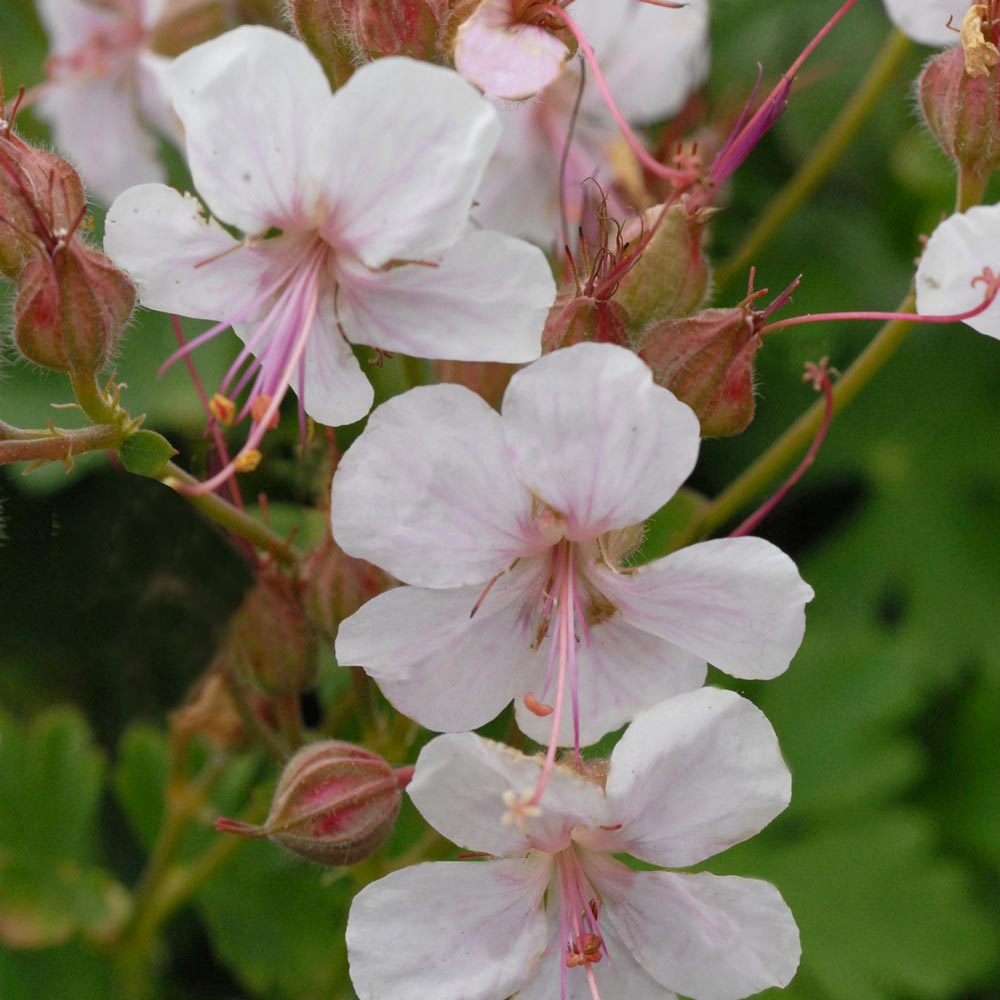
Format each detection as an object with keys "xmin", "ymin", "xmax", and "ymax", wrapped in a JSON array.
[
  {"xmin": 104, "ymin": 26, "xmax": 555, "ymax": 483},
  {"xmin": 346, "ymin": 688, "xmax": 801, "ymax": 1000},
  {"xmin": 34, "ymin": 0, "xmax": 179, "ymax": 203},
  {"xmin": 473, "ymin": 0, "xmax": 710, "ymax": 245},
  {"xmin": 333, "ymin": 343, "xmax": 813, "ymax": 749},
  {"xmin": 915, "ymin": 204, "xmax": 1000, "ymax": 338},
  {"xmin": 882, "ymin": 0, "xmax": 968, "ymax": 45}
]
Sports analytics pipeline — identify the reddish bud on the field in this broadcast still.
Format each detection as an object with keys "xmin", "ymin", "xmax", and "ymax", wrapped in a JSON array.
[
  {"xmin": 919, "ymin": 6, "xmax": 1000, "ymax": 179},
  {"xmin": 222, "ymin": 564, "xmax": 319, "ymax": 698},
  {"xmin": 14, "ymin": 243, "xmax": 135, "ymax": 374},
  {"xmin": 542, "ymin": 289, "xmax": 630, "ymax": 353},
  {"xmin": 216, "ymin": 740, "xmax": 405, "ymax": 866},
  {"xmin": 301, "ymin": 534, "xmax": 394, "ymax": 643},
  {"xmin": 637, "ymin": 307, "xmax": 760, "ymax": 438},
  {"xmin": 149, "ymin": 0, "xmax": 231, "ymax": 58}
]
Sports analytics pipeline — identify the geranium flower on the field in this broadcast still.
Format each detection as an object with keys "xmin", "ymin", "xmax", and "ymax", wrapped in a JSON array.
[
  {"xmin": 346, "ymin": 688, "xmax": 800, "ymax": 1000},
  {"xmin": 34, "ymin": 0, "xmax": 179, "ymax": 203},
  {"xmin": 104, "ymin": 26, "xmax": 555, "ymax": 488},
  {"xmin": 333, "ymin": 343, "xmax": 813, "ymax": 759},
  {"xmin": 915, "ymin": 204, "xmax": 1000, "ymax": 338},
  {"xmin": 882, "ymin": 0, "xmax": 968, "ymax": 45},
  {"xmin": 472, "ymin": 0, "xmax": 710, "ymax": 245}
]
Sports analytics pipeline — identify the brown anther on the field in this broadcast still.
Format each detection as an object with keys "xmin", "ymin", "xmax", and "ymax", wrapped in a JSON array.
[
  {"xmin": 250, "ymin": 394, "xmax": 280, "ymax": 429},
  {"xmin": 565, "ymin": 933, "xmax": 603, "ymax": 968},
  {"xmin": 962, "ymin": 5, "xmax": 1000, "ymax": 78}
]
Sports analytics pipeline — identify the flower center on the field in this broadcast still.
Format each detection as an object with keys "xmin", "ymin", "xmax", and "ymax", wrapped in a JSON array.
[{"xmin": 554, "ymin": 848, "xmax": 605, "ymax": 1000}]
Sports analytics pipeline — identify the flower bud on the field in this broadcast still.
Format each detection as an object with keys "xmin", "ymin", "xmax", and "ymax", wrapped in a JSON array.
[
  {"xmin": 614, "ymin": 203, "xmax": 711, "ymax": 337},
  {"xmin": 149, "ymin": 0, "xmax": 231, "ymax": 58},
  {"xmin": 637, "ymin": 307, "xmax": 760, "ymax": 438},
  {"xmin": 542, "ymin": 289, "xmax": 630, "ymax": 353},
  {"xmin": 14, "ymin": 243, "xmax": 135, "ymax": 374},
  {"xmin": 301, "ymin": 535, "xmax": 394, "ymax": 644},
  {"xmin": 170, "ymin": 670, "xmax": 247, "ymax": 752},
  {"xmin": 222, "ymin": 564, "xmax": 319, "ymax": 699},
  {"xmin": 216, "ymin": 740, "xmax": 406, "ymax": 866},
  {"xmin": 919, "ymin": 6, "xmax": 1000, "ymax": 179}
]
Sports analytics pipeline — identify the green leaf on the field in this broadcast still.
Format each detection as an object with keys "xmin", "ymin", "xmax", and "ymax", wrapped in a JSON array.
[
  {"xmin": 112, "ymin": 725, "xmax": 170, "ymax": 854},
  {"xmin": 118, "ymin": 430, "xmax": 178, "ymax": 477},
  {"xmin": 0, "ymin": 941, "xmax": 114, "ymax": 1000},
  {"xmin": 714, "ymin": 812, "xmax": 997, "ymax": 1000},
  {"xmin": 0, "ymin": 707, "xmax": 129, "ymax": 949}
]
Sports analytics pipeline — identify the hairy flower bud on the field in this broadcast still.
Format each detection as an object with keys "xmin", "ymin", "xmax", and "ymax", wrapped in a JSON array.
[
  {"xmin": 14, "ymin": 243, "xmax": 135, "ymax": 374},
  {"xmin": 216, "ymin": 741, "xmax": 407, "ymax": 865},
  {"xmin": 637, "ymin": 307, "xmax": 760, "ymax": 438},
  {"xmin": 301, "ymin": 535, "xmax": 395, "ymax": 644},
  {"xmin": 614, "ymin": 203, "xmax": 711, "ymax": 336},
  {"xmin": 542, "ymin": 289, "xmax": 630, "ymax": 353},
  {"xmin": 919, "ymin": 6, "xmax": 1000, "ymax": 179},
  {"xmin": 222, "ymin": 565, "xmax": 319, "ymax": 699}
]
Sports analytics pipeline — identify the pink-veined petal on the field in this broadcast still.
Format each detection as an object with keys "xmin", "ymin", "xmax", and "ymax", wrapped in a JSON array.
[
  {"xmin": 104, "ymin": 183, "xmax": 270, "ymax": 319},
  {"xmin": 315, "ymin": 57, "xmax": 500, "ymax": 266},
  {"xmin": 135, "ymin": 50, "xmax": 181, "ymax": 145},
  {"xmin": 39, "ymin": 73, "xmax": 165, "ymax": 204},
  {"xmin": 347, "ymin": 858, "xmax": 550, "ymax": 1000},
  {"xmin": 454, "ymin": 0, "xmax": 571, "ymax": 100},
  {"xmin": 594, "ymin": 859, "xmax": 801, "ymax": 1000},
  {"xmin": 410, "ymin": 733, "xmax": 607, "ymax": 857},
  {"xmin": 882, "ymin": 0, "xmax": 966, "ymax": 45},
  {"xmin": 514, "ymin": 894, "xmax": 679, "ymax": 1000},
  {"xmin": 501, "ymin": 343, "xmax": 700, "ymax": 540},
  {"xmin": 584, "ymin": 689, "xmax": 790, "ymax": 868},
  {"xmin": 915, "ymin": 205, "xmax": 1000, "ymax": 339},
  {"xmin": 168, "ymin": 26, "xmax": 332, "ymax": 234},
  {"xmin": 335, "ymin": 568, "xmax": 544, "ymax": 735},
  {"xmin": 331, "ymin": 383, "xmax": 549, "ymax": 587},
  {"xmin": 575, "ymin": 0, "xmax": 709, "ymax": 124},
  {"xmin": 35, "ymin": 0, "xmax": 112, "ymax": 53},
  {"xmin": 298, "ymin": 294, "xmax": 374, "ymax": 426},
  {"xmin": 597, "ymin": 536, "xmax": 813, "ymax": 680},
  {"xmin": 333, "ymin": 228, "xmax": 552, "ymax": 363},
  {"xmin": 514, "ymin": 615, "xmax": 706, "ymax": 748}
]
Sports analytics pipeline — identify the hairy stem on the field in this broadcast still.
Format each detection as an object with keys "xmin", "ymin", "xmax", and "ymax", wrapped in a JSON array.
[{"xmin": 0, "ymin": 421, "xmax": 121, "ymax": 465}]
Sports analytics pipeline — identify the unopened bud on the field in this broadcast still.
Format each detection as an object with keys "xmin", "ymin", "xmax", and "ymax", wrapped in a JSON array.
[
  {"xmin": 222, "ymin": 564, "xmax": 318, "ymax": 698},
  {"xmin": 149, "ymin": 0, "xmax": 230, "ymax": 58},
  {"xmin": 919, "ymin": 7, "xmax": 1000, "ymax": 179},
  {"xmin": 615, "ymin": 203, "xmax": 711, "ymax": 336},
  {"xmin": 637, "ymin": 307, "xmax": 760, "ymax": 438},
  {"xmin": 542, "ymin": 289, "xmax": 630, "ymax": 353},
  {"xmin": 301, "ymin": 535, "xmax": 394, "ymax": 644},
  {"xmin": 216, "ymin": 740, "xmax": 407, "ymax": 865},
  {"xmin": 14, "ymin": 244, "xmax": 135, "ymax": 374}
]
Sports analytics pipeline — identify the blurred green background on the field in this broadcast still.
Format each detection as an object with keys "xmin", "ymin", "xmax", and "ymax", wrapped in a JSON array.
[{"xmin": 1, "ymin": 0, "xmax": 999, "ymax": 998}]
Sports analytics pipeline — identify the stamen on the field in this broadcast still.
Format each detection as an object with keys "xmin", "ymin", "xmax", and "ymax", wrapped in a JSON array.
[
  {"xmin": 524, "ymin": 692, "xmax": 555, "ymax": 716},
  {"xmin": 210, "ymin": 393, "xmax": 237, "ymax": 426}
]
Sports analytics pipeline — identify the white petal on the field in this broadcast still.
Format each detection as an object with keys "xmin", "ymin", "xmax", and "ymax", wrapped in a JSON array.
[
  {"xmin": 515, "ymin": 895, "xmax": 678, "ymax": 1000},
  {"xmin": 915, "ymin": 205, "xmax": 1000, "ymax": 340},
  {"xmin": 333, "ymin": 229, "xmax": 552, "ymax": 363},
  {"xmin": 335, "ymin": 570, "xmax": 543, "ymax": 735},
  {"xmin": 410, "ymin": 733, "xmax": 607, "ymax": 856},
  {"xmin": 39, "ymin": 74, "xmax": 165, "ymax": 204},
  {"xmin": 169, "ymin": 26, "xmax": 332, "ymax": 233},
  {"xmin": 347, "ymin": 858, "xmax": 550, "ymax": 1000},
  {"xmin": 104, "ymin": 184, "xmax": 270, "ymax": 319},
  {"xmin": 573, "ymin": 0, "xmax": 709, "ymax": 123},
  {"xmin": 501, "ymin": 343, "xmax": 700, "ymax": 540},
  {"xmin": 588, "ymin": 689, "xmax": 790, "ymax": 868},
  {"xmin": 315, "ymin": 57, "xmax": 500, "ymax": 266},
  {"xmin": 595, "ymin": 861, "xmax": 801, "ymax": 1000},
  {"xmin": 598, "ymin": 536, "xmax": 813, "ymax": 680},
  {"xmin": 36, "ymin": 0, "xmax": 110, "ymax": 52},
  {"xmin": 882, "ymin": 0, "xmax": 967, "ymax": 45},
  {"xmin": 454, "ymin": 0, "xmax": 570, "ymax": 100},
  {"xmin": 135, "ymin": 51, "xmax": 182, "ymax": 145},
  {"xmin": 298, "ymin": 295, "xmax": 374, "ymax": 426},
  {"xmin": 331, "ymin": 384, "xmax": 548, "ymax": 587},
  {"xmin": 514, "ymin": 615, "xmax": 706, "ymax": 748}
]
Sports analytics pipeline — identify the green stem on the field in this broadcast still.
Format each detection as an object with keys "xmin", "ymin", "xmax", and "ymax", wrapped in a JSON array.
[
  {"xmin": 673, "ymin": 291, "xmax": 917, "ymax": 547},
  {"xmin": 0, "ymin": 422, "xmax": 121, "ymax": 465},
  {"xmin": 716, "ymin": 29, "xmax": 912, "ymax": 290},
  {"xmin": 157, "ymin": 460, "xmax": 299, "ymax": 567},
  {"xmin": 69, "ymin": 368, "xmax": 124, "ymax": 426},
  {"xmin": 956, "ymin": 167, "xmax": 990, "ymax": 212}
]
